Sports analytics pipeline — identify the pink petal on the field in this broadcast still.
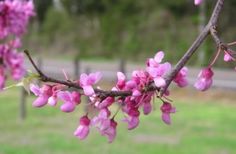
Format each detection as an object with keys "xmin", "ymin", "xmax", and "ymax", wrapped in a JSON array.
[
  {"xmin": 147, "ymin": 58, "xmax": 158, "ymax": 67},
  {"xmin": 132, "ymin": 90, "xmax": 141, "ymax": 97},
  {"xmin": 126, "ymin": 80, "xmax": 137, "ymax": 89},
  {"xmin": 156, "ymin": 62, "xmax": 171, "ymax": 76},
  {"xmin": 60, "ymin": 102, "xmax": 75, "ymax": 112},
  {"xmin": 117, "ymin": 72, "xmax": 126, "ymax": 81},
  {"xmin": 123, "ymin": 116, "xmax": 139, "ymax": 130},
  {"xmin": 83, "ymin": 85, "xmax": 95, "ymax": 96},
  {"xmin": 154, "ymin": 77, "xmax": 166, "ymax": 87},
  {"xmin": 143, "ymin": 102, "xmax": 152, "ymax": 115},
  {"xmin": 74, "ymin": 125, "xmax": 90, "ymax": 140},
  {"xmin": 154, "ymin": 51, "xmax": 164, "ymax": 63},
  {"xmin": 79, "ymin": 73, "xmax": 88, "ymax": 86},
  {"xmin": 146, "ymin": 67, "xmax": 158, "ymax": 78},
  {"xmin": 224, "ymin": 52, "xmax": 233, "ymax": 62},
  {"xmin": 194, "ymin": 0, "xmax": 203, "ymax": 5},
  {"xmin": 162, "ymin": 113, "xmax": 171, "ymax": 125},
  {"xmin": 57, "ymin": 91, "xmax": 72, "ymax": 102},
  {"xmin": 88, "ymin": 72, "xmax": 102, "ymax": 84},
  {"xmin": 30, "ymin": 84, "xmax": 40, "ymax": 96},
  {"xmin": 71, "ymin": 91, "xmax": 81, "ymax": 104},
  {"xmin": 32, "ymin": 95, "xmax": 48, "ymax": 107},
  {"xmin": 48, "ymin": 96, "xmax": 57, "ymax": 106},
  {"xmin": 0, "ymin": 75, "xmax": 5, "ymax": 90},
  {"xmin": 194, "ymin": 78, "xmax": 212, "ymax": 91}
]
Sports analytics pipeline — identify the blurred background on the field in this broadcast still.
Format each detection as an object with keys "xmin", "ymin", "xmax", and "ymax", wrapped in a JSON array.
[{"xmin": 1, "ymin": 0, "xmax": 236, "ymax": 154}]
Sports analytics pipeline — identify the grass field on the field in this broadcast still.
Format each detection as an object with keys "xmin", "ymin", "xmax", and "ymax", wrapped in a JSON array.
[{"xmin": 1, "ymin": 87, "xmax": 236, "ymax": 154}]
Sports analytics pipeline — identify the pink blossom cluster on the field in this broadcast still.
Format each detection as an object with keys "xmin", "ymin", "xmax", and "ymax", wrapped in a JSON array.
[
  {"xmin": 0, "ymin": 0, "xmax": 35, "ymax": 39},
  {"xmin": 0, "ymin": 39, "xmax": 25, "ymax": 89},
  {"xmin": 30, "ymin": 51, "xmax": 188, "ymax": 142},
  {"xmin": 30, "ymin": 45, "xmax": 236, "ymax": 142},
  {"xmin": 0, "ymin": 0, "xmax": 35, "ymax": 90}
]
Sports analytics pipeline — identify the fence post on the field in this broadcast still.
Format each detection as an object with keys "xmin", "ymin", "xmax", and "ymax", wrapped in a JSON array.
[
  {"xmin": 19, "ymin": 88, "xmax": 27, "ymax": 120},
  {"xmin": 74, "ymin": 58, "xmax": 80, "ymax": 79},
  {"xmin": 119, "ymin": 59, "xmax": 126, "ymax": 75}
]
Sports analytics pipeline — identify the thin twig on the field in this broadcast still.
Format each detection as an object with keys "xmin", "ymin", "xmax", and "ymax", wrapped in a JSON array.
[{"xmin": 160, "ymin": 0, "xmax": 225, "ymax": 96}]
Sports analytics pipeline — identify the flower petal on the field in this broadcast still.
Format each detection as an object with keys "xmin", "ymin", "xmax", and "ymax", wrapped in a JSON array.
[
  {"xmin": 74, "ymin": 125, "xmax": 90, "ymax": 140},
  {"xmin": 154, "ymin": 51, "xmax": 164, "ymax": 63},
  {"xmin": 162, "ymin": 113, "xmax": 171, "ymax": 125},
  {"xmin": 154, "ymin": 77, "xmax": 166, "ymax": 87},
  {"xmin": 60, "ymin": 102, "xmax": 75, "ymax": 112},
  {"xmin": 30, "ymin": 84, "xmax": 40, "ymax": 96},
  {"xmin": 32, "ymin": 95, "xmax": 48, "ymax": 107},
  {"xmin": 83, "ymin": 85, "xmax": 95, "ymax": 96},
  {"xmin": 57, "ymin": 91, "xmax": 72, "ymax": 102}
]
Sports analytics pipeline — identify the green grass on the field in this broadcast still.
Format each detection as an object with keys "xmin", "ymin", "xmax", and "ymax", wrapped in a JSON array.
[{"xmin": 1, "ymin": 88, "xmax": 236, "ymax": 154}]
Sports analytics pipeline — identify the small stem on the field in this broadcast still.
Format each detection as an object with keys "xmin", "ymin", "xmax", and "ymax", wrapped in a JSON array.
[
  {"xmin": 228, "ymin": 41, "xmax": 236, "ymax": 46},
  {"xmin": 111, "ymin": 104, "xmax": 122, "ymax": 119},
  {"xmin": 209, "ymin": 47, "xmax": 222, "ymax": 67},
  {"xmin": 24, "ymin": 50, "xmax": 45, "ymax": 77}
]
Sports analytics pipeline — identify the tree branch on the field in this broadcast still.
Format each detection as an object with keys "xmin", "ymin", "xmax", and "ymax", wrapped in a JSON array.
[
  {"xmin": 160, "ymin": 0, "xmax": 225, "ymax": 96},
  {"xmin": 25, "ymin": 0, "xmax": 226, "ymax": 99},
  {"xmin": 24, "ymin": 50, "xmax": 157, "ymax": 98}
]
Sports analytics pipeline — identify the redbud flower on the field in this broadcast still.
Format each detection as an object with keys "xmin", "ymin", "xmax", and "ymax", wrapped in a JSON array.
[
  {"xmin": 96, "ymin": 97, "xmax": 114, "ymax": 109},
  {"xmin": 80, "ymin": 72, "xmax": 102, "ymax": 96},
  {"xmin": 146, "ymin": 51, "xmax": 171, "ymax": 87},
  {"xmin": 224, "ymin": 51, "xmax": 233, "ymax": 62},
  {"xmin": 74, "ymin": 116, "xmax": 90, "ymax": 140},
  {"xmin": 116, "ymin": 72, "xmax": 126, "ymax": 89},
  {"xmin": 48, "ymin": 96, "xmax": 57, "ymax": 106},
  {"xmin": 0, "ymin": 66, "xmax": 5, "ymax": 90},
  {"xmin": 57, "ymin": 91, "xmax": 81, "ymax": 112},
  {"xmin": 194, "ymin": 0, "xmax": 203, "ymax": 5},
  {"xmin": 92, "ymin": 108, "xmax": 111, "ymax": 131},
  {"xmin": 7, "ymin": 51, "xmax": 25, "ymax": 80},
  {"xmin": 100, "ymin": 119, "xmax": 117, "ymax": 143},
  {"xmin": 0, "ymin": 0, "xmax": 35, "ymax": 38},
  {"xmin": 160, "ymin": 102, "xmax": 176, "ymax": 125},
  {"xmin": 123, "ymin": 108, "xmax": 140, "ymax": 130},
  {"xmin": 30, "ymin": 84, "xmax": 53, "ymax": 107},
  {"xmin": 194, "ymin": 67, "xmax": 214, "ymax": 91},
  {"xmin": 174, "ymin": 66, "xmax": 188, "ymax": 87},
  {"xmin": 143, "ymin": 102, "xmax": 152, "ymax": 115}
]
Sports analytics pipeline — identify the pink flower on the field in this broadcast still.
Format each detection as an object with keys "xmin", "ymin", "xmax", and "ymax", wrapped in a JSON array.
[
  {"xmin": 143, "ymin": 102, "xmax": 152, "ymax": 115},
  {"xmin": 6, "ymin": 51, "xmax": 25, "ymax": 80},
  {"xmin": 0, "ymin": 66, "xmax": 5, "ymax": 90},
  {"xmin": 116, "ymin": 72, "xmax": 126, "ymax": 89},
  {"xmin": 92, "ymin": 108, "xmax": 111, "ymax": 131},
  {"xmin": 57, "ymin": 91, "xmax": 81, "ymax": 112},
  {"xmin": 224, "ymin": 52, "xmax": 233, "ymax": 62},
  {"xmin": 96, "ymin": 97, "xmax": 114, "ymax": 109},
  {"xmin": 146, "ymin": 51, "xmax": 164, "ymax": 67},
  {"xmin": 194, "ymin": 0, "xmax": 203, "ymax": 5},
  {"xmin": 123, "ymin": 108, "xmax": 140, "ymax": 130},
  {"xmin": 48, "ymin": 96, "xmax": 57, "ymax": 106},
  {"xmin": 100, "ymin": 119, "xmax": 117, "ymax": 143},
  {"xmin": 80, "ymin": 72, "xmax": 102, "ymax": 96},
  {"xmin": 30, "ymin": 84, "xmax": 53, "ymax": 107},
  {"xmin": 74, "ymin": 116, "xmax": 90, "ymax": 140},
  {"xmin": 174, "ymin": 66, "xmax": 188, "ymax": 87},
  {"xmin": 146, "ymin": 51, "xmax": 171, "ymax": 88},
  {"xmin": 194, "ymin": 67, "xmax": 214, "ymax": 91},
  {"xmin": 0, "ymin": 0, "xmax": 35, "ymax": 38},
  {"xmin": 160, "ymin": 102, "xmax": 176, "ymax": 125}
]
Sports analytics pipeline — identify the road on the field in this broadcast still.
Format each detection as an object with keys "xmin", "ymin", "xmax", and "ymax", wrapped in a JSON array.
[{"xmin": 24, "ymin": 58, "xmax": 236, "ymax": 89}]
